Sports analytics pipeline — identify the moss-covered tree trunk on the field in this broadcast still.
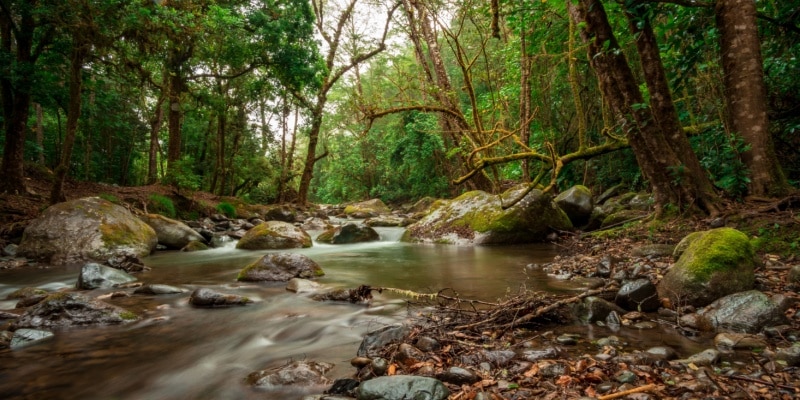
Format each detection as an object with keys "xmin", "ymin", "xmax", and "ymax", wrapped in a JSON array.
[
  {"xmin": 625, "ymin": 4, "xmax": 720, "ymax": 214},
  {"xmin": 570, "ymin": 0, "xmax": 715, "ymax": 215},
  {"xmin": 715, "ymin": 0, "xmax": 788, "ymax": 196}
]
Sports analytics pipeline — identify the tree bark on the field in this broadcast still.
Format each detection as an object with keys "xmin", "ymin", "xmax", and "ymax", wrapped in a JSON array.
[
  {"xmin": 147, "ymin": 93, "xmax": 165, "ymax": 184},
  {"xmin": 34, "ymin": 103, "xmax": 45, "ymax": 165},
  {"xmin": 571, "ymin": 0, "xmax": 711, "ymax": 214},
  {"xmin": 715, "ymin": 0, "xmax": 788, "ymax": 196},
  {"xmin": 625, "ymin": 4, "xmax": 720, "ymax": 214},
  {"xmin": 50, "ymin": 44, "xmax": 88, "ymax": 204},
  {"xmin": 0, "ymin": 5, "xmax": 37, "ymax": 195}
]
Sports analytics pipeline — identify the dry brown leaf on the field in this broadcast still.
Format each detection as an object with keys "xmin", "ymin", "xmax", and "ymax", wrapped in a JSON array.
[
  {"xmin": 556, "ymin": 375, "xmax": 574, "ymax": 386},
  {"xmin": 387, "ymin": 364, "xmax": 397, "ymax": 375}
]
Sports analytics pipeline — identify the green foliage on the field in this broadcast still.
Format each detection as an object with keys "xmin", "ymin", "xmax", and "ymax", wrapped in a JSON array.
[
  {"xmin": 696, "ymin": 129, "xmax": 750, "ymax": 199},
  {"xmin": 164, "ymin": 158, "xmax": 202, "ymax": 191},
  {"xmin": 148, "ymin": 194, "xmax": 176, "ymax": 218},
  {"xmin": 98, "ymin": 193, "xmax": 120, "ymax": 204},
  {"xmin": 215, "ymin": 202, "xmax": 237, "ymax": 218}
]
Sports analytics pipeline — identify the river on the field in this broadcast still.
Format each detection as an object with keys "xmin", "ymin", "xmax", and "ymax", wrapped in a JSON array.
[{"xmin": 0, "ymin": 227, "xmax": 705, "ymax": 399}]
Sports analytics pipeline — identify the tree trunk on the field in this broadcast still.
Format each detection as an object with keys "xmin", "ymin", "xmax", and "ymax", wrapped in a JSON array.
[
  {"xmin": 0, "ymin": 9, "xmax": 35, "ymax": 195},
  {"xmin": 571, "ymin": 0, "xmax": 709, "ymax": 214},
  {"xmin": 34, "ymin": 103, "xmax": 45, "ymax": 165},
  {"xmin": 166, "ymin": 70, "xmax": 183, "ymax": 174},
  {"xmin": 297, "ymin": 106, "xmax": 323, "ymax": 204},
  {"xmin": 147, "ymin": 93, "xmax": 165, "ymax": 184},
  {"xmin": 715, "ymin": 0, "xmax": 788, "ymax": 196},
  {"xmin": 625, "ymin": 4, "xmax": 720, "ymax": 214},
  {"xmin": 50, "ymin": 44, "xmax": 87, "ymax": 204}
]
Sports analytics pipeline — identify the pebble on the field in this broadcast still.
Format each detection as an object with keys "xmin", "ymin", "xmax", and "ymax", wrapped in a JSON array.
[
  {"xmin": 615, "ymin": 369, "xmax": 637, "ymax": 384},
  {"xmin": 556, "ymin": 334, "xmax": 577, "ymax": 345}
]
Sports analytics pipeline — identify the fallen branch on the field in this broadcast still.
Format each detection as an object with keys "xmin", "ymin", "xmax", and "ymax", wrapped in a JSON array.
[
  {"xmin": 499, "ymin": 285, "xmax": 617, "ymax": 330},
  {"xmin": 597, "ymin": 383, "xmax": 657, "ymax": 400}
]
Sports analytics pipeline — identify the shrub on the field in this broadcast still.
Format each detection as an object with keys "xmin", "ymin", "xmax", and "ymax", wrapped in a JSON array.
[
  {"xmin": 215, "ymin": 202, "xmax": 236, "ymax": 218},
  {"xmin": 148, "ymin": 194, "xmax": 176, "ymax": 218}
]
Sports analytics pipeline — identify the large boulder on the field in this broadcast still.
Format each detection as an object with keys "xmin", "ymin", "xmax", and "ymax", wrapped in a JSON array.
[
  {"xmin": 356, "ymin": 375, "xmax": 449, "ymax": 400},
  {"xmin": 17, "ymin": 197, "xmax": 157, "ymax": 265},
  {"xmin": 657, "ymin": 228, "xmax": 757, "ymax": 307},
  {"xmin": 403, "ymin": 186, "xmax": 572, "ymax": 245},
  {"xmin": 12, "ymin": 292, "xmax": 138, "ymax": 329},
  {"xmin": 316, "ymin": 223, "xmax": 380, "ymax": 244},
  {"xmin": 697, "ymin": 291, "xmax": 789, "ymax": 333},
  {"xmin": 235, "ymin": 221, "xmax": 312, "ymax": 250},
  {"xmin": 344, "ymin": 199, "xmax": 391, "ymax": 218},
  {"xmin": 76, "ymin": 263, "xmax": 137, "ymax": 290},
  {"xmin": 237, "ymin": 253, "xmax": 324, "ymax": 282},
  {"xmin": 139, "ymin": 213, "xmax": 205, "ymax": 249},
  {"xmin": 554, "ymin": 185, "xmax": 593, "ymax": 226}
]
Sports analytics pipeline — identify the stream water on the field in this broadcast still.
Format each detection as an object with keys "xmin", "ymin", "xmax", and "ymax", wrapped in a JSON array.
[{"xmin": 0, "ymin": 227, "xmax": 706, "ymax": 399}]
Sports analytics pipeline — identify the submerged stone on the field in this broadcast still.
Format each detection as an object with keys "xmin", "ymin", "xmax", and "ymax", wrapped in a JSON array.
[
  {"xmin": 76, "ymin": 263, "xmax": 137, "ymax": 290},
  {"xmin": 356, "ymin": 375, "xmax": 449, "ymax": 400},
  {"xmin": 238, "ymin": 253, "xmax": 324, "ymax": 282},
  {"xmin": 246, "ymin": 360, "xmax": 333, "ymax": 388},
  {"xmin": 12, "ymin": 292, "xmax": 138, "ymax": 329},
  {"xmin": 189, "ymin": 288, "xmax": 252, "ymax": 307},
  {"xmin": 10, "ymin": 328, "xmax": 54, "ymax": 349}
]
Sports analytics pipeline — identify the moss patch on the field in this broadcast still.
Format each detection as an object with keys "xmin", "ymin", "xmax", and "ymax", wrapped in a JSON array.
[{"xmin": 676, "ymin": 227, "xmax": 755, "ymax": 281}]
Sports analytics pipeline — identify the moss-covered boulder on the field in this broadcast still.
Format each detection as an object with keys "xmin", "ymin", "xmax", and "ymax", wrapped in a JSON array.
[
  {"xmin": 403, "ymin": 185, "xmax": 572, "ymax": 245},
  {"xmin": 235, "ymin": 221, "xmax": 312, "ymax": 250},
  {"xmin": 237, "ymin": 253, "xmax": 324, "ymax": 282},
  {"xmin": 17, "ymin": 197, "xmax": 157, "ymax": 265},
  {"xmin": 554, "ymin": 185, "xmax": 594, "ymax": 227},
  {"xmin": 658, "ymin": 228, "xmax": 757, "ymax": 307},
  {"xmin": 140, "ymin": 213, "xmax": 205, "ymax": 249},
  {"xmin": 316, "ymin": 223, "xmax": 380, "ymax": 244},
  {"xmin": 344, "ymin": 198, "xmax": 391, "ymax": 218}
]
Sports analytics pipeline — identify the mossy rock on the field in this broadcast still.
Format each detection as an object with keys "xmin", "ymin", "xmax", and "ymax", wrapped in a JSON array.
[
  {"xmin": 403, "ymin": 185, "xmax": 572, "ymax": 245},
  {"xmin": 344, "ymin": 199, "xmax": 391, "ymax": 218},
  {"xmin": 17, "ymin": 197, "xmax": 157, "ymax": 265},
  {"xmin": 600, "ymin": 209, "xmax": 647, "ymax": 228},
  {"xmin": 554, "ymin": 185, "xmax": 594, "ymax": 226},
  {"xmin": 657, "ymin": 228, "xmax": 757, "ymax": 307},
  {"xmin": 316, "ymin": 223, "xmax": 380, "ymax": 244},
  {"xmin": 181, "ymin": 240, "xmax": 209, "ymax": 252},
  {"xmin": 236, "ymin": 221, "xmax": 312, "ymax": 250}
]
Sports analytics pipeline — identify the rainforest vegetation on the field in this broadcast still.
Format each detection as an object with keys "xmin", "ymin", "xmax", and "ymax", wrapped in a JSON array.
[{"xmin": 1, "ymin": 0, "xmax": 798, "ymax": 210}]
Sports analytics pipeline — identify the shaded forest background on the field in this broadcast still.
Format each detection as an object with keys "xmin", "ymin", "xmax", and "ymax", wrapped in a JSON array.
[{"xmin": 1, "ymin": 0, "xmax": 798, "ymax": 211}]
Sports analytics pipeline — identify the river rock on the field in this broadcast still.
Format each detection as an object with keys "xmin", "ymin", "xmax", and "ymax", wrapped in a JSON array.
[
  {"xmin": 76, "ymin": 263, "xmax": 138, "ymax": 290},
  {"xmin": 573, "ymin": 296, "xmax": 626, "ymax": 323},
  {"xmin": 714, "ymin": 333, "xmax": 767, "ymax": 350},
  {"xmin": 788, "ymin": 265, "xmax": 800, "ymax": 285},
  {"xmin": 356, "ymin": 375, "xmax": 449, "ymax": 400},
  {"xmin": 181, "ymin": 240, "xmax": 208, "ymax": 252},
  {"xmin": 436, "ymin": 366, "xmax": 480, "ymax": 385},
  {"xmin": 631, "ymin": 244, "xmax": 675, "ymax": 258},
  {"xmin": 263, "ymin": 205, "xmax": 297, "ymax": 223},
  {"xmin": 403, "ymin": 185, "xmax": 571, "ymax": 245},
  {"xmin": 775, "ymin": 344, "xmax": 800, "ymax": 366},
  {"xmin": 644, "ymin": 346, "xmax": 678, "ymax": 361},
  {"xmin": 696, "ymin": 290, "xmax": 788, "ymax": 333},
  {"xmin": 286, "ymin": 278, "xmax": 322, "ymax": 293},
  {"xmin": 414, "ymin": 336, "xmax": 441, "ymax": 352},
  {"xmin": 677, "ymin": 349, "xmax": 720, "ymax": 366},
  {"xmin": 554, "ymin": 185, "xmax": 593, "ymax": 226},
  {"xmin": 615, "ymin": 279, "xmax": 660, "ymax": 312},
  {"xmin": 344, "ymin": 199, "xmax": 391, "ymax": 218},
  {"xmin": 0, "ymin": 330, "xmax": 11, "ymax": 349},
  {"xmin": 188, "ymin": 288, "xmax": 252, "ymax": 307},
  {"xmin": 3, "ymin": 243, "xmax": 17, "ymax": 257},
  {"xmin": 12, "ymin": 292, "xmax": 138, "ymax": 329},
  {"xmin": 395, "ymin": 343, "xmax": 425, "ymax": 366},
  {"xmin": 521, "ymin": 347, "xmax": 562, "ymax": 362},
  {"xmin": 327, "ymin": 378, "xmax": 360, "ymax": 397},
  {"xmin": 133, "ymin": 284, "xmax": 187, "ymax": 295},
  {"xmin": 236, "ymin": 221, "xmax": 312, "ymax": 250},
  {"xmin": 300, "ymin": 217, "xmax": 333, "ymax": 231},
  {"xmin": 460, "ymin": 349, "xmax": 516, "ymax": 367},
  {"xmin": 657, "ymin": 228, "xmax": 757, "ymax": 307},
  {"xmin": 139, "ymin": 213, "xmax": 205, "ymax": 249},
  {"xmin": 238, "ymin": 253, "xmax": 324, "ymax": 282},
  {"xmin": 316, "ymin": 223, "xmax": 380, "ymax": 244},
  {"xmin": 246, "ymin": 360, "xmax": 333, "ymax": 388},
  {"xmin": 9, "ymin": 328, "xmax": 54, "ymax": 349},
  {"xmin": 17, "ymin": 197, "xmax": 157, "ymax": 265},
  {"xmin": 365, "ymin": 215, "xmax": 409, "ymax": 227},
  {"xmin": 6, "ymin": 287, "xmax": 48, "ymax": 300},
  {"xmin": 0, "ymin": 311, "xmax": 20, "ymax": 320},
  {"xmin": 357, "ymin": 324, "xmax": 411, "ymax": 357}
]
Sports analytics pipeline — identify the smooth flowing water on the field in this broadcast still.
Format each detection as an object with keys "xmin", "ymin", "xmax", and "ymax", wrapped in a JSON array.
[
  {"xmin": 0, "ymin": 228, "xmax": 556, "ymax": 399},
  {"xmin": 0, "ymin": 228, "xmax": 705, "ymax": 399}
]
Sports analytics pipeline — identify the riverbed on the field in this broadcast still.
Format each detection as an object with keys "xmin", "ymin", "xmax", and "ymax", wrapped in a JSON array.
[{"xmin": 0, "ymin": 228, "xmax": 565, "ymax": 399}]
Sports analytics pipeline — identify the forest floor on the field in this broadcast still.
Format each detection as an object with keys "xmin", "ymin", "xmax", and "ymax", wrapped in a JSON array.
[{"xmin": 1, "ymin": 168, "xmax": 799, "ymax": 399}]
